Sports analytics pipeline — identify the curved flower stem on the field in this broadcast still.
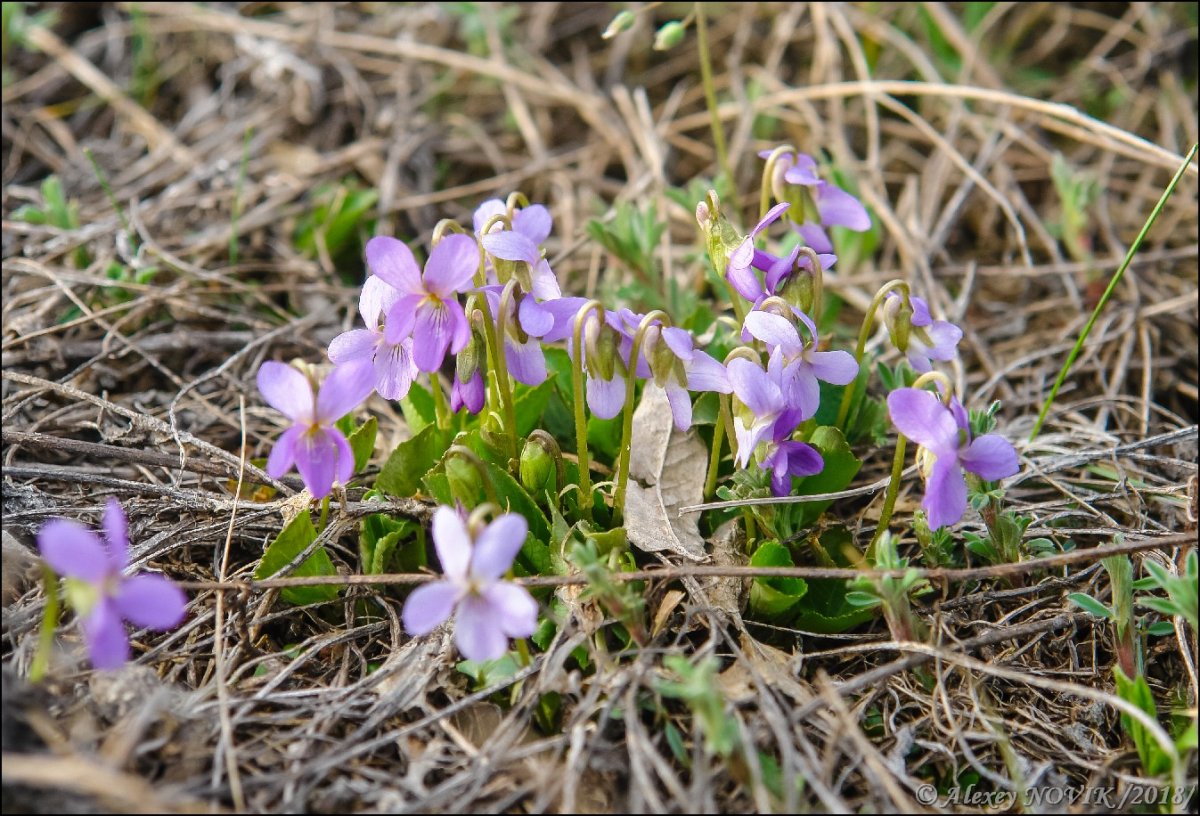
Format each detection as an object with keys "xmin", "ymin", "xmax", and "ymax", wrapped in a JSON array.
[
  {"xmin": 432, "ymin": 218, "xmax": 467, "ymax": 244},
  {"xmin": 491, "ymin": 280, "xmax": 522, "ymax": 463},
  {"xmin": 317, "ymin": 495, "xmax": 331, "ymax": 532},
  {"xmin": 448, "ymin": 446, "xmax": 500, "ymax": 508},
  {"xmin": 613, "ymin": 309, "xmax": 671, "ymax": 524},
  {"xmin": 717, "ymin": 391, "xmax": 740, "ymax": 468},
  {"xmin": 505, "ymin": 191, "xmax": 530, "ymax": 217},
  {"xmin": 704, "ymin": 411, "xmax": 725, "ymax": 501},
  {"xmin": 797, "ymin": 246, "xmax": 824, "ymax": 323},
  {"xmin": 759, "ymin": 144, "xmax": 795, "ymax": 222},
  {"xmin": 468, "ymin": 298, "xmax": 502, "ymax": 425},
  {"xmin": 835, "ymin": 279, "xmax": 912, "ymax": 429},
  {"xmin": 911, "ymin": 370, "xmax": 955, "ymax": 404},
  {"xmin": 29, "ymin": 566, "xmax": 59, "ymax": 684},
  {"xmin": 694, "ymin": 3, "xmax": 733, "ymax": 188},
  {"xmin": 571, "ymin": 301, "xmax": 606, "ymax": 521}
]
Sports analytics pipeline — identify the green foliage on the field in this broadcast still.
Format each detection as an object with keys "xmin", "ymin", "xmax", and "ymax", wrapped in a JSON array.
[
  {"xmin": 847, "ymin": 531, "xmax": 930, "ymax": 641},
  {"xmin": 293, "ymin": 177, "xmax": 379, "ymax": 267},
  {"xmin": 1113, "ymin": 666, "xmax": 1175, "ymax": 779},
  {"xmin": 1050, "ymin": 152, "xmax": 1100, "ymax": 264},
  {"xmin": 1134, "ymin": 550, "xmax": 1198, "ymax": 631},
  {"xmin": 586, "ymin": 201, "xmax": 666, "ymax": 306},
  {"xmin": 444, "ymin": 2, "xmax": 520, "ymax": 57},
  {"xmin": 359, "ymin": 507, "xmax": 424, "ymax": 577},
  {"xmin": 254, "ymin": 511, "xmax": 340, "ymax": 606},
  {"xmin": 656, "ymin": 655, "xmax": 738, "ymax": 758},
  {"xmin": 747, "ymin": 540, "xmax": 807, "ymax": 619},
  {"xmin": 568, "ymin": 537, "xmax": 644, "ymax": 645},
  {"xmin": 399, "ymin": 381, "xmax": 438, "ymax": 433},
  {"xmin": 346, "ymin": 416, "xmax": 378, "ymax": 473},
  {"xmin": 377, "ymin": 424, "xmax": 453, "ymax": 497}
]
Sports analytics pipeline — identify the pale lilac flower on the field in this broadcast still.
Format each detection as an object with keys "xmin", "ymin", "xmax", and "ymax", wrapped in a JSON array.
[
  {"xmin": 328, "ymin": 275, "xmax": 419, "ymax": 400},
  {"xmin": 887, "ymin": 388, "xmax": 1019, "ymax": 529},
  {"xmin": 637, "ymin": 325, "xmax": 731, "ymax": 431},
  {"xmin": 402, "ymin": 506, "xmax": 538, "ymax": 661},
  {"xmin": 760, "ymin": 150, "xmax": 870, "ymax": 253},
  {"xmin": 742, "ymin": 309, "xmax": 858, "ymax": 418},
  {"xmin": 257, "ymin": 360, "xmax": 373, "ymax": 499},
  {"xmin": 37, "ymin": 498, "xmax": 187, "ymax": 670},
  {"xmin": 725, "ymin": 204, "xmax": 836, "ymax": 308},
  {"xmin": 550, "ymin": 303, "xmax": 631, "ymax": 420},
  {"xmin": 883, "ymin": 292, "xmax": 963, "ymax": 373},
  {"xmin": 476, "ymin": 199, "xmax": 563, "ymax": 329},
  {"xmin": 369, "ymin": 234, "xmax": 478, "ymax": 372},
  {"xmin": 480, "ymin": 286, "xmax": 549, "ymax": 387}
]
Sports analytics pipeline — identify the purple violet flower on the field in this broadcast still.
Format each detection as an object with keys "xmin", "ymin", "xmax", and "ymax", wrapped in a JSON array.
[
  {"xmin": 476, "ymin": 199, "xmax": 563, "ymax": 328},
  {"xmin": 328, "ymin": 275, "xmax": 419, "ymax": 401},
  {"xmin": 637, "ymin": 325, "xmax": 731, "ymax": 431},
  {"xmin": 480, "ymin": 286, "xmax": 549, "ymax": 387},
  {"xmin": 402, "ymin": 506, "xmax": 538, "ymax": 661},
  {"xmin": 257, "ymin": 360, "xmax": 374, "ymax": 499},
  {"xmin": 725, "ymin": 203, "xmax": 836, "ymax": 308},
  {"xmin": 37, "ymin": 498, "xmax": 187, "ymax": 670},
  {"xmin": 742, "ymin": 309, "xmax": 859, "ymax": 418},
  {"xmin": 727, "ymin": 355, "xmax": 806, "ymax": 466},
  {"xmin": 886, "ymin": 387, "xmax": 1020, "ymax": 529},
  {"xmin": 884, "ymin": 292, "xmax": 963, "ymax": 373},
  {"xmin": 760, "ymin": 433, "xmax": 825, "ymax": 497},
  {"xmin": 368, "ymin": 234, "xmax": 478, "ymax": 372},
  {"xmin": 759, "ymin": 150, "xmax": 870, "ymax": 253},
  {"xmin": 451, "ymin": 369, "xmax": 486, "ymax": 414}
]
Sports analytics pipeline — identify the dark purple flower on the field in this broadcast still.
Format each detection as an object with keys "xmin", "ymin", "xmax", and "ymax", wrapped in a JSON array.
[
  {"xmin": 760, "ymin": 150, "xmax": 870, "ymax": 253},
  {"xmin": 258, "ymin": 360, "xmax": 373, "ymax": 499},
  {"xmin": 742, "ymin": 308, "xmax": 859, "ymax": 418},
  {"xmin": 402, "ymin": 506, "xmax": 538, "ymax": 661},
  {"xmin": 369, "ymin": 234, "xmax": 478, "ymax": 372},
  {"xmin": 760, "ymin": 437, "xmax": 824, "ymax": 497},
  {"xmin": 37, "ymin": 498, "xmax": 187, "ymax": 670},
  {"xmin": 328, "ymin": 275, "xmax": 419, "ymax": 401},
  {"xmin": 887, "ymin": 388, "xmax": 1019, "ymax": 529},
  {"xmin": 451, "ymin": 369, "xmax": 486, "ymax": 414}
]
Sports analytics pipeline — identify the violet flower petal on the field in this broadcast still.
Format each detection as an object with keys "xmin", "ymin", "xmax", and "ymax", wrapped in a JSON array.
[
  {"xmin": 482, "ymin": 582, "xmax": 538, "ymax": 637},
  {"xmin": 795, "ymin": 222, "xmax": 833, "ymax": 254},
  {"xmin": 366, "ymin": 236, "xmax": 423, "ymax": 295},
  {"xmin": 743, "ymin": 311, "xmax": 802, "ymax": 357},
  {"xmin": 518, "ymin": 296, "xmax": 555, "ymax": 338},
  {"xmin": 374, "ymin": 339, "xmax": 417, "ymax": 401},
  {"xmin": 505, "ymin": 336, "xmax": 548, "ymax": 386},
  {"xmin": 815, "ymin": 184, "xmax": 870, "ymax": 230},
  {"xmin": 265, "ymin": 425, "xmax": 303, "ymax": 479},
  {"xmin": 482, "ymin": 231, "xmax": 540, "ymax": 266},
  {"xmin": 585, "ymin": 373, "xmax": 625, "ymax": 420},
  {"xmin": 684, "ymin": 351, "xmax": 731, "ymax": 393},
  {"xmin": 293, "ymin": 429, "xmax": 340, "ymax": 499},
  {"xmin": 886, "ymin": 388, "xmax": 959, "ymax": 456},
  {"xmin": 960, "ymin": 434, "xmax": 1019, "ymax": 481},
  {"xmin": 432, "ymin": 506, "xmax": 471, "ymax": 582},
  {"xmin": 471, "ymin": 514, "xmax": 528, "ymax": 582},
  {"xmin": 114, "ymin": 574, "xmax": 187, "ymax": 630},
  {"xmin": 664, "ymin": 383, "xmax": 693, "ymax": 431},
  {"xmin": 382, "ymin": 293, "xmax": 424, "ymax": 345},
  {"xmin": 331, "ymin": 427, "xmax": 355, "ymax": 486},
  {"xmin": 329, "ymin": 328, "xmax": 378, "ymax": 365},
  {"xmin": 455, "ymin": 595, "xmax": 509, "ymax": 662},
  {"xmin": 424, "ymin": 233, "xmax": 479, "ymax": 297},
  {"xmin": 359, "ymin": 274, "xmax": 400, "ymax": 329},
  {"xmin": 512, "ymin": 204, "xmax": 552, "ymax": 244},
  {"xmin": 808, "ymin": 350, "xmax": 859, "ymax": 385},
  {"xmin": 316, "ymin": 360, "xmax": 375, "ymax": 423},
  {"xmin": 924, "ymin": 457, "xmax": 968, "ymax": 530},
  {"xmin": 782, "ymin": 154, "xmax": 821, "ymax": 186},
  {"xmin": 411, "ymin": 303, "xmax": 456, "ymax": 373},
  {"xmin": 727, "ymin": 358, "xmax": 780, "ymax": 418},
  {"xmin": 102, "ymin": 497, "xmax": 129, "ymax": 572},
  {"xmin": 84, "ymin": 598, "xmax": 131, "ymax": 670},
  {"xmin": 924, "ymin": 320, "xmax": 963, "ymax": 360},
  {"xmin": 37, "ymin": 520, "xmax": 109, "ymax": 583},
  {"xmin": 473, "ymin": 199, "xmax": 506, "ymax": 235},
  {"xmin": 661, "ymin": 327, "xmax": 695, "ymax": 361},
  {"xmin": 402, "ymin": 581, "xmax": 459, "ymax": 635},
  {"xmin": 257, "ymin": 362, "xmax": 314, "ymax": 425}
]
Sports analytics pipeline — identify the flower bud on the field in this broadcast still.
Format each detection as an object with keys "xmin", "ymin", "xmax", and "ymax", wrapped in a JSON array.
[
  {"xmin": 587, "ymin": 322, "xmax": 619, "ymax": 382},
  {"xmin": 653, "ymin": 20, "xmax": 687, "ymax": 51},
  {"xmin": 779, "ymin": 269, "xmax": 814, "ymax": 315},
  {"xmin": 882, "ymin": 295, "xmax": 912, "ymax": 354},
  {"xmin": 519, "ymin": 438, "xmax": 557, "ymax": 496},
  {"xmin": 602, "ymin": 9, "xmax": 636, "ymax": 39}
]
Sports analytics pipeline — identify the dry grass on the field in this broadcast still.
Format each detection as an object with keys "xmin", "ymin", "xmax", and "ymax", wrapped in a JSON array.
[{"xmin": 2, "ymin": 3, "xmax": 1197, "ymax": 812}]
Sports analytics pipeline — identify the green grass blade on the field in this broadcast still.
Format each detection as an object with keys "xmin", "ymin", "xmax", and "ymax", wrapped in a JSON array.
[{"xmin": 1029, "ymin": 143, "xmax": 1197, "ymax": 441}]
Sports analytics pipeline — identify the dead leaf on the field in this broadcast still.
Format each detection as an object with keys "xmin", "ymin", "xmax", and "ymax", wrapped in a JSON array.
[
  {"xmin": 623, "ymin": 384, "xmax": 708, "ymax": 561},
  {"xmin": 652, "ymin": 589, "xmax": 687, "ymax": 638},
  {"xmin": 705, "ymin": 519, "xmax": 748, "ymax": 620}
]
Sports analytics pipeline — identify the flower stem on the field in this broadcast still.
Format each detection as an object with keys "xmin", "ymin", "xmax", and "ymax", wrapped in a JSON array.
[
  {"xmin": 493, "ymin": 280, "xmax": 522, "ymax": 463},
  {"xmin": 30, "ymin": 566, "xmax": 59, "ymax": 683},
  {"xmin": 694, "ymin": 3, "xmax": 733, "ymax": 187},
  {"xmin": 571, "ymin": 301, "xmax": 605, "ymax": 522},
  {"xmin": 835, "ymin": 279, "xmax": 911, "ymax": 429},
  {"xmin": 613, "ymin": 311, "xmax": 671, "ymax": 524},
  {"xmin": 867, "ymin": 434, "xmax": 907, "ymax": 562},
  {"xmin": 514, "ymin": 636, "xmax": 532, "ymax": 668},
  {"xmin": 759, "ymin": 144, "xmax": 795, "ymax": 222},
  {"xmin": 704, "ymin": 411, "xmax": 725, "ymax": 500},
  {"xmin": 428, "ymin": 371, "xmax": 451, "ymax": 431},
  {"xmin": 317, "ymin": 495, "xmax": 330, "ymax": 532},
  {"xmin": 911, "ymin": 370, "xmax": 955, "ymax": 404}
]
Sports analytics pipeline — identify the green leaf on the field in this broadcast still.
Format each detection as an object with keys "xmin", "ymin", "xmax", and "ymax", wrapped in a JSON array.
[
  {"xmin": 1067, "ymin": 592, "xmax": 1114, "ymax": 620},
  {"xmin": 512, "ymin": 380, "xmax": 554, "ymax": 437},
  {"xmin": 400, "ymin": 382, "xmax": 437, "ymax": 433},
  {"xmin": 347, "ymin": 416, "xmax": 377, "ymax": 473},
  {"xmin": 747, "ymin": 541, "xmax": 807, "ymax": 619},
  {"xmin": 587, "ymin": 413, "xmax": 623, "ymax": 463},
  {"xmin": 788, "ymin": 426, "xmax": 862, "ymax": 528},
  {"xmin": 377, "ymin": 424, "xmax": 452, "ymax": 497},
  {"xmin": 254, "ymin": 511, "xmax": 339, "ymax": 606},
  {"xmin": 1113, "ymin": 666, "xmax": 1173, "ymax": 778},
  {"xmin": 10, "ymin": 204, "xmax": 47, "ymax": 224},
  {"xmin": 1145, "ymin": 621, "xmax": 1176, "ymax": 637}
]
